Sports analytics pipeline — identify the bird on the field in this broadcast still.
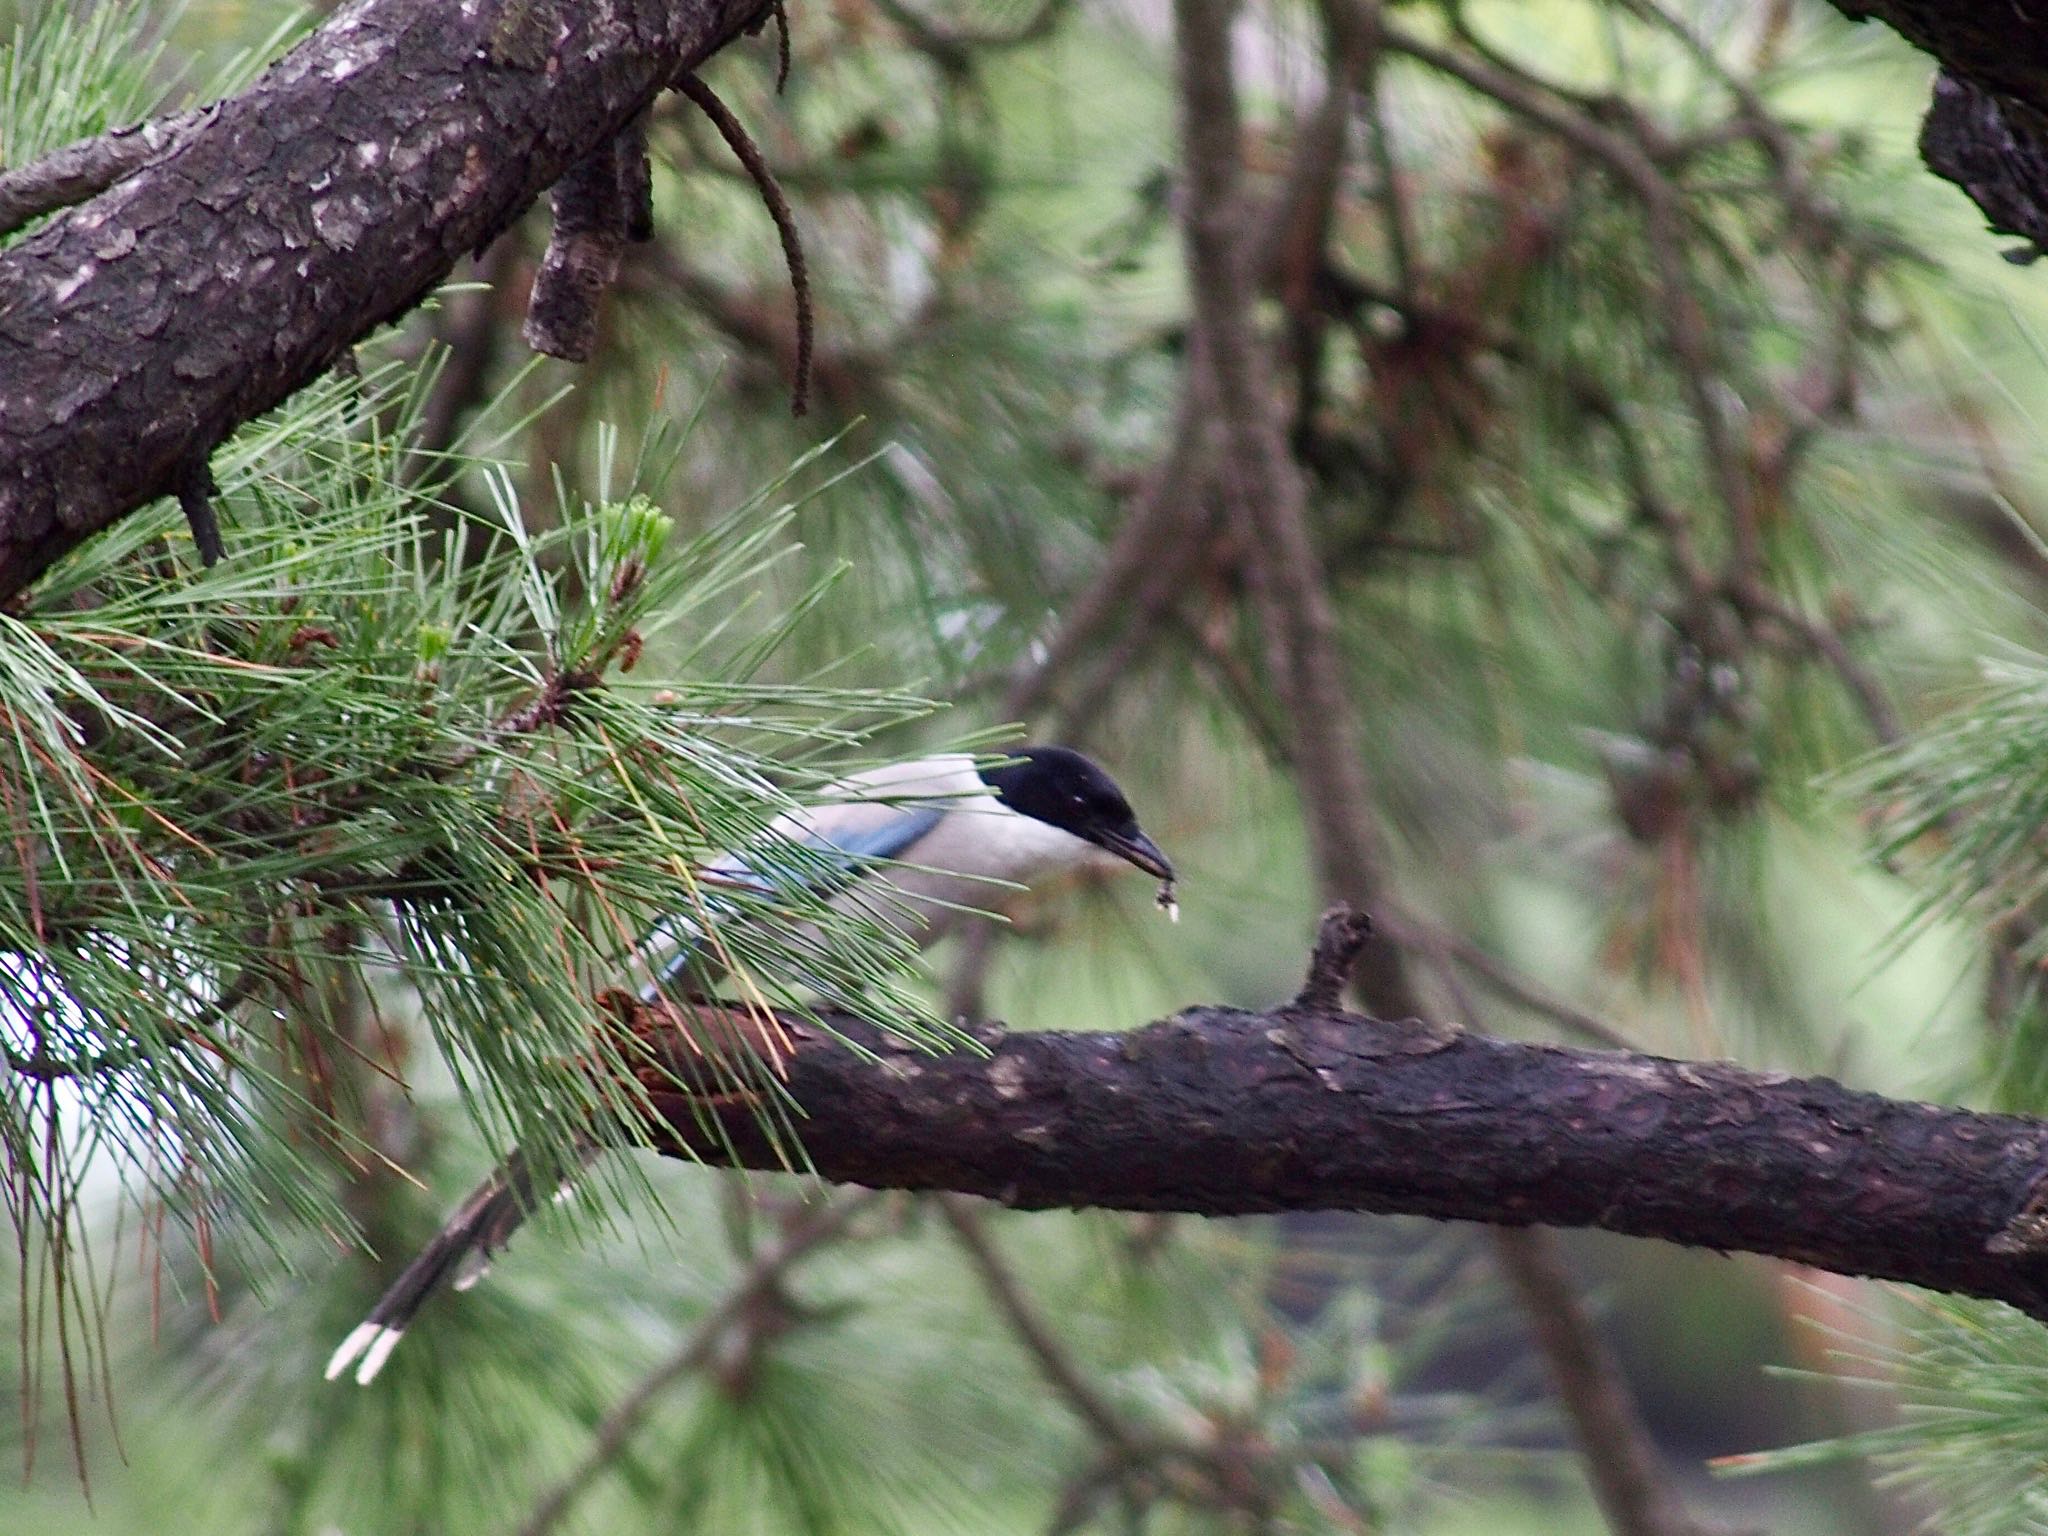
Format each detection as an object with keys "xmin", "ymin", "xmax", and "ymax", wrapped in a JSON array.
[{"xmin": 325, "ymin": 745, "xmax": 1174, "ymax": 1385}]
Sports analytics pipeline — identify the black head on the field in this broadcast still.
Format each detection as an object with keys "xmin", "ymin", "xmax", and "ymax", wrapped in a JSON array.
[{"xmin": 978, "ymin": 746, "xmax": 1174, "ymax": 880}]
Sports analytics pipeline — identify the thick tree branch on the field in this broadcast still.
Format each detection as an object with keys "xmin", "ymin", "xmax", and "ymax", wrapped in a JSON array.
[
  {"xmin": 1832, "ymin": 1, "xmax": 2048, "ymax": 107},
  {"xmin": 0, "ymin": 107, "xmax": 210, "ymax": 239},
  {"xmin": 1828, "ymin": 1, "xmax": 2048, "ymax": 253},
  {"xmin": 0, "ymin": 0, "xmax": 769, "ymax": 600},
  {"xmin": 612, "ymin": 984, "xmax": 2048, "ymax": 1325}
]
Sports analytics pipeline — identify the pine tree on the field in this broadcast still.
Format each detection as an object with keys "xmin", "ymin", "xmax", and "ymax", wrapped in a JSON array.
[{"xmin": 10, "ymin": 1, "xmax": 2048, "ymax": 1533}]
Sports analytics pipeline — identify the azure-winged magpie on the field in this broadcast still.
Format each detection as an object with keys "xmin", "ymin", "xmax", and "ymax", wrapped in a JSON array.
[{"xmin": 326, "ymin": 746, "xmax": 1171, "ymax": 1384}]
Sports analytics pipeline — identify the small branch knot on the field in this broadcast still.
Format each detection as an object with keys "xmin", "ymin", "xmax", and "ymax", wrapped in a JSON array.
[
  {"xmin": 1293, "ymin": 905, "xmax": 1373, "ymax": 1011},
  {"xmin": 175, "ymin": 453, "xmax": 224, "ymax": 567},
  {"xmin": 1989, "ymin": 1175, "xmax": 2048, "ymax": 1256},
  {"xmin": 522, "ymin": 119, "xmax": 650, "ymax": 362}
]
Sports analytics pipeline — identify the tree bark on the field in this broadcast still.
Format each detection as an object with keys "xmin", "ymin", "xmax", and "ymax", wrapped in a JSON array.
[
  {"xmin": 618, "ymin": 986, "xmax": 2048, "ymax": 1324},
  {"xmin": 1831, "ymin": 1, "xmax": 2048, "ymax": 252},
  {"xmin": 0, "ymin": 0, "xmax": 767, "ymax": 599}
]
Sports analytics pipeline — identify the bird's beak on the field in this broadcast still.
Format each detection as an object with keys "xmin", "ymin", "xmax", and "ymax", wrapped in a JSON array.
[{"xmin": 1094, "ymin": 827, "xmax": 1175, "ymax": 881}]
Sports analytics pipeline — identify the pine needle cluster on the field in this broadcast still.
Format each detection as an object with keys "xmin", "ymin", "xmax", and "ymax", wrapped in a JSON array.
[{"xmin": 0, "ymin": 338, "xmax": 956, "ymax": 1447}]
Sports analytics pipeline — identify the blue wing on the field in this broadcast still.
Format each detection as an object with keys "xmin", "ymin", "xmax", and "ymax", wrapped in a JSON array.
[{"xmin": 640, "ymin": 803, "xmax": 947, "ymax": 992}]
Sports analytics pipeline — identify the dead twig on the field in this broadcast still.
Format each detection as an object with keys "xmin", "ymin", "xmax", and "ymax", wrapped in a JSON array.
[{"xmin": 674, "ymin": 74, "xmax": 814, "ymax": 416}]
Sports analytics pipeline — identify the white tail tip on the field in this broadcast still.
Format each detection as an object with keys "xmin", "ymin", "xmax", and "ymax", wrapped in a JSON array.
[
  {"xmin": 355, "ymin": 1326, "xmax": 403, "ymax": 1384},
  {"xmin": 324, "ymin": 1321, "xmax": 403, "ymax": 1385}
]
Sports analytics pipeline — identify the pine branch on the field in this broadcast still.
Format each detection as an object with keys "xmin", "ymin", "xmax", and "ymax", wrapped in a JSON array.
[
  {"xmin": 1824, "ymin": 0, "xmax": 2048, "ymax": 254},
  {"xmin": 604, "ymin": 913, "xmax": 2048, "ymax": 1326},
  {"xmin": 0, "ymin": 106, "xmax": 209, "ymax": 238},
  {"xmin": 0, "ymin": 0, "xmax": 773, "ymax": 599}
]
